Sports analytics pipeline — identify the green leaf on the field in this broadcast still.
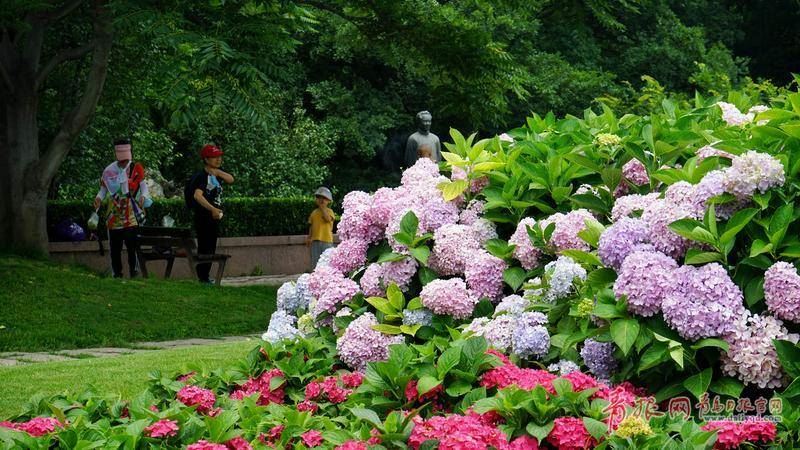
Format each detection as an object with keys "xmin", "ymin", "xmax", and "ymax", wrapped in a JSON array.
[
  {"xmin": 769, "ymin": 203, "xmax": 793, "ymax": 246},
  {"xmin": 409, "ymin": 245, "xmax": 430, "ymax": 265},
  {"xmin": 684, "ymin": 368, "xmax": 712, "ymax": 400},
  {"xmin": 577, "ymin": 218, "xmax": 605, "ymax": 248},
  {"xmin": 561, "ymin": 249, "xmax": 602, "ymax": 266},
  {"xmin": 601, "ymin": 168, "xmax": 623, "ymax": 191},
  {"xmin": 720, "ymin": 208, "xmax": 758, "ymax": 244},
  {"xmin": 503, "ymin": 267, "xmax": 526, "ymax": 292},
  {"xmin": 400, "ymin": 211, "xmax": 419, "ymax": 237},
  {"xmin": 611, "ymin": 319, "xmax": 640, "ymax": 356},
  {"xmin": 586, "ymin": 268, "xmax": 617, "ymax": 288},
  {"xmin": 654, "ymin": 380, "xmax": 687, "ymax": 403},
  {"xmin": 406, "ymin": 297, "xmax": 423, "ymax": 310},
  {"xmin": 774, "ymin": 340, "xmax": 800, "ymax": 379},
  {"xmin": 437, "ymin": 347, "xmax": 462, "ymax": 378},
  {"xmin": 670, "ymin": 346, "xmax": 684, "ymax": 369},
  {"xmin": 486, "ymin": 238, "xmax": 515, "ymax": 259},
  {"xmin": 744, "ymin": 277, "xmax": 765, "ymax": 307},
  {"xmin": 526, "ymin": 422, "xmax": 555, "ymax": 442},
  {"xmin": 418, "ymin": 267, "xmax": 438, "ymax": 286},
  {"xmin": 445, "ymin": 380, "xmax": 473, "ymax": 397},
  {"xmin": 417, "ymin": 376, "xmax": 441, "ymax": 396},
  {"xmin": 365, "ymin": 296, "xmax": 396, "ymax": 315},
  {"xmin": 371, "ymin": 324, "xmax": 402, "ymax": 334},
  {"xmin": 668, "ymin": 218, "xmax": 705, "ymax": 239},
  {"xmin": 690, "ymin": 338, "xmax": 729, "ymax": 352},
  {"xmin": 781, "ymin": 377, "xmax": 800, "ymax": 399},
  {"xmin": 419, "ymin": 440, "xmax": 439, "ymax": 450},
  {"xmin": 582, "ymin": 417, "xmax": 608, "ymax": 440},
  {"xmin": 437, "ymin": 179, "xmax": 469, "ymax": 201},
  {"xmin": 593, "ymin": 303, "xmax": 623, "ymax": 319},
  {"xmin": 399, "ymin": 324, "xmax": 421, "ymax": 336},
  {"xmin": 351, "ymin": 407, "xmax": 384, "ymax": 428},
  {"xmin": 749, "ymin": 239, "xmax": 773, "ymax": 258},
  {"xmin": 684, "ymin": 249, "xmax": 724, "ymax": 265},
  {"xmin": 709, "ymin": 377, "xmax": 744, "ymax": 398},
  {"xmin": 377, "ymin": 252, "xmax": 407, "ymax": 263},
  {"xmin": 387, "ymin": 284, "xmax": 404, "ymax": 311}
]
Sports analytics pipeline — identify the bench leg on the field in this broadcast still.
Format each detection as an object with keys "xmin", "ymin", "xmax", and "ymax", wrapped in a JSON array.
[
  {"xmin": 137, "ymin": 251, "xmax": 150, "ymax": 278},
  {"xmin": 164, "ymin": 257, "xmax": 175, "ymax": 278},
  {"xmin": 214, "ymin": 260, "xmax": 227, "ymax": 286}
]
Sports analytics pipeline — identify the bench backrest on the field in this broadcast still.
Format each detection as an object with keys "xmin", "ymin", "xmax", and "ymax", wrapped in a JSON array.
[{"xmin": 136, "ymin": 227, "xmax": 196, "ymax": 251}]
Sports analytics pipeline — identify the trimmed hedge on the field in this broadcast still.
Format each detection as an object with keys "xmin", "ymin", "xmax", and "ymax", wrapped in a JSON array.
[{"xmin": 48, "ymin": 197, "xmax": 325, "ymax": 240}]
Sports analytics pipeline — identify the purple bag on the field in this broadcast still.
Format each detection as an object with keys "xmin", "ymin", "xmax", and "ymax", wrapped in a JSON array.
[{"xmin": 55, "ymin": 219, "xmax": 86, "ymax": 242}]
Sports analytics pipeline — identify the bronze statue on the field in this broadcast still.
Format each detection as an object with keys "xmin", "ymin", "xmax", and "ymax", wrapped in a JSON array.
[{"xmin": 404, "ymin": 111, "xmax": 441, "ymax": 167}]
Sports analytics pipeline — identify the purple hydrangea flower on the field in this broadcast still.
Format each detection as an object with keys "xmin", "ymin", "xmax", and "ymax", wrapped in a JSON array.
[
  {"xmin": 696, "ymin": 145, "xmax": 733, "ymax": 162},
  {"xmin": 512, "ymin": 324, "xmax": 550, "ymax": 359},
  {"xmin": 721, "ymin": 312, "xmax": 799, "ymax": 388},
  {"xmin": 542, "ymin": 256, "xmax": 587, "ymax": 301},
  {"xmin": 294, "ymin": 274, "xmax": 313, "ymax": 311},
  {"xmin": 495, "ymin": 294, "xmax": 530, "ymax": 316},
  {"xmin": 336, "ymin": 312, "xmax": 405, "ymax": 371},
  {"xmin": 459, "ymin": 200, "xmax": 486, "ymax": 226},
  {"xmin": 420, "ymin": 278, "xmax": 478, "ymax": 319},
  {"xmin": 717, "ymin": 101, "xmax": 752, "ymax": 126},
  {"xmin": 641, "ymin": 199, "xmax": 696, "ymax": 259},
  {"xmin": 338, "ymin": 191, "xmax": 385, "ymax": 243},
  {"xmin": 360, "ymin": 258, "xmax": 418, "ymax": 298},
  {"xmin": 465, "ymin": 251, "xmax": 507, "ymax": 302},
  {"xmin": 764, "ymin": 261, "xmax": 800, "ymax": 323},
  {"xmin": 540, "ymin": 209, "xmax": 595, "ymax": 253},
  {"xmin": 470, "ymin": 218, "xmax": 498, "ymax": 245},
  {"xmin": 613, "ymin": 249, "xmax": 678, "ymax": 317},
  {"xmin": 661, "ymin": 263, "xmax": 745, "ymax": 341},
  {"xmin": 611, "ymin": 193, "xmax": 660, "ymax": 222},
  {"xmin": 622, "ymin": 159, "xmax": 649, "ymax": 186},
  {"xmin": 598, "ymin": 217, "xmax": 650, "ymax": 270},
  {"xmin": 581, "ymin": 339, "xmax": 618, "ymax": 380},
  {"xmin": 309, "ymin": 265, "xmax": 360, "ymax": 317},
  {"xmin": 509, "ymin": 217, "xmax": 542, "ymax": 270},
  {"xmin": 328, "ymin": 238, "xmax": 369, "ymax": 274},
  {"xmin": 420, "ymin": 196, "xmax": 460, "ymax": 233},
  {"xmin": 360, "ymin": 263, "xmax": 384, "ymax": 297},
  {"xmin": 277, "ymin": 281, "xmax": 298, "ymax": 313}
]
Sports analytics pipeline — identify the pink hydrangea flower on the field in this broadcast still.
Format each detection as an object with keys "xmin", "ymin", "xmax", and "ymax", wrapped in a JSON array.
[
  {"xmin": 341, "ymin": 371, "xmax": 365, "ymax": 388},
  {"xmin": 301, "ymin": 430, "xmax": 324, "ymax": 447},
  {"xmin": 611, "ymin": 193, "xmax": 660, "ymax": 222},
  {"xmin": 309, "ymin": 265, "xmax": 360, "ymax": 317},
  {"xmin": 408, "ymin": 413, "xmax": 511, "ymax": 450},
  {"xmin": 297, "ymin": 400, "xmax": 318, "ymax": 413},
  {"xmin": 546, "ymin": 417, "xmax": 596, "ymax": 450},
  {"xmin": 420, "ymin": 278, "xmax": 478, "ymax": 319},
  {"xmin": 764, "ymin": 261, "xmax": 800, "ymax": 323},
  {"xmin": 144, "ymin": 419, "xmax": 179, "ymax": 438},
  {"xmin": 613, "ymin": 249, "xmax": 677, "ymax": 317},
  {"xmin": 540, "ymin": 209, "xmax": 594, "ymax": 253},
  {"xmin": 12, "ymin": 417, "xmax": 63, "ymax": 437},
  {"xmin": 696, "ymin": 145, "xmax": 733, "ymax": 162},
  {"xmin": 641, "ymin": 198, "xmax": 696, "ymax": 259},
  {"xmin": 465, "ymin": 251, "xmax": 507, "ymax": 302},
  {"xmin": 428, "ymin": 224, "xmax": 482, "ymax": 275},
  {"xmin": 510, "ymin": 435, "xmax": 540, "ymax": 450},
  {"xmin": 225, "ymin": 437, "xmax": 253, "ymax": 450},
  {"xmin": 177, "ymin": 385, "xmax": 216, "ymax": 414},
  {"xmin": 329, "ymin": 238, "xmax": 369, "ymax": 274},
  {"xmin": 722, "ymin": 150, "xmax": 785, "ymax": 199},
  {"xmin": 338, "ymin": 191, "xmax": 385, "ymax": 243},
  {"xmin": 230, "ymin": 368, "xmax": 285, "ymax": 405},
  {"xmin": 336, "ymin": 312, "xmax": 404, "ymax": 371},
  {"xmin": 509, "ymin": 218, "xmax": 542, "ymax": 270},
  {"xmin": 335, "ymin": 441, "xmax": 369, "ymax": 450},
  {"xmin": 701, "ymin": 420, "xmax": 777, "ymax": 450},
  {"xmin": 622, "ymin": 159, "xmax": 649, "ymax": 186},
  {"xmin": 187, "ymin": 441, "xmax": 227, "ymax": 450}
]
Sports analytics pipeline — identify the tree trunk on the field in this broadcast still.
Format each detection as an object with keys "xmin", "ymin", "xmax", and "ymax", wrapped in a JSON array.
[{"xmin": 0, "ymin": 1, "xmax": 112, "ymax": 255}]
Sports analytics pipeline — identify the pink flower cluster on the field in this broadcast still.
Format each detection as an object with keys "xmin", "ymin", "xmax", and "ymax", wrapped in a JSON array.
[
  {"xmin": 177, "ymin": 385, "xmax": 217, "ymax": 414},
  {"xmin": 335, "ymin": 441, "xmax": 369, "ymax": 450},
  {"xmin": 408, "ymin": 412, "xmax": 512, "ymax": 450},
  {"xmin": 186, "ymin": 441, "xmax": 227, "ymax": 450},
  {"xmin": 428, "ymin": 224, "xmax": 482, "ymax": 275},
  {"xmin": 509, "ymin": 218, "xmax": 542, "ymax": 270},
  {"xmin": 480, "ymin": 363, "xmax": 557, "ymax": 393},
  {"xmin": 360, "ymin": 257, "xmax": 417, "ymax": 297},
  {"xmin": 301, "ymin": 430, "xmax": 324, "ymax": 447},
  {"xmin": 764, "ymin": 261, "xmax": 800, "ymax": 323},
  {"xmin": 611, "ymin": 193, "xmax": 659, "ymax": 222},
  {"xmin": 305, "ymin": 372, "xmax": 363, "ymax": 404},
  {"xmin": 546, "ymin": 417, "xmax": 596, "ymax": 450},
  {"xmin": 309, "ymin": 265, "xmax": 360, "ymax": 317},
  {"xmin": 328, "ymin": 238, "xmax": 369, "ymax": 274},
  {"xmin": 465, "ymin": 251, "xmax": 507, "ymax": 301},
  {"xmin": 701, "ymin": 420, "xmax": 777, "ymax": 450},
  {"xmin": 336, "ymin": 312, "xmax": 405, "ymax": 371},
  {"xmin": 641, "ymin": 199, "xmax": 695, "ymax": 259},
  {"xmin": 230, "ymin": 368, "xmax": 286, "ymax": 405},
  {"xmin": 540, "ymin": 209, "xmax": 594, "ymax": 253},
  {"xmin": 613, "ymin": 249, "xmax": 677, "ymax": 317},
  {"xmin": 722, "ymin": 150, "xmax": 785, "ymax": 199},
  {"xmin": 420, "ymin": 278, "xmax": 478, "ymax": 319},
  {"xmin": 622, "ymin": 159, "xmax": 649, "ymax": 186},
  {"xmin": 0, "ymin": 417, "xmax": 63, "ymax": 437},
  {"xmin": 696, "ymin": 145, "xmax": 733, "ymax": 162},
  {"xmin": 225, "ymin": 437, "xmax": 253, "ymax": 450},
  {"xmin": 144, "ymin": 419, "xmax": 179, "ymax": 438}
]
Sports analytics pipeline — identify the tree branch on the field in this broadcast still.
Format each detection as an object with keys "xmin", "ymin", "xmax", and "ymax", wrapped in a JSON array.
[
  {"xmin": 36, "ymin": 0, "xmax": 112, "ymax": 185},
  {"xmin": 41, "ymin": 0, "xmax": 85, "ymax": 23},
  {"xmin": 35, "ymin": 41, "xmax": 95, "ymax": 89}
]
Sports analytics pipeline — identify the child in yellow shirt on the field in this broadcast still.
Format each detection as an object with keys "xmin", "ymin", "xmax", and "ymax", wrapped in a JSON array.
[{"xmin": 307, "ymin": 187, "xmax": 336, "ymax": 268}]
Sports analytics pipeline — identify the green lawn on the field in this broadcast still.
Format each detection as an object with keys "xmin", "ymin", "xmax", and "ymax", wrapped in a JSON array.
[
  {"xmin": 0, "ymin": 340, "xmax": 259, "ymax": 419},
  {"xmin": 0, "ymin": 256, "xmax": 277, "ymax": 352}
]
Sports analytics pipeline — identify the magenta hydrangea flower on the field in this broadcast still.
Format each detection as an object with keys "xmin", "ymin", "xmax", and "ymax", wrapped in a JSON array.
[
  {"xmin": 611, "ymin": 193, "xmax": 660, "ymax": 222},
  {"xmin": 509, "ymin": 217, "xmax": 542, "ymax": 270},
  {"xmin": 723, "ymin": 150, "xmax": 785, "ymax": 199},
  {"xmin": 336, "ymin": 312, "xmax": 404, "ymax": 371},
  {"xmin": 721, "ymin": 312, "xmax": 799, "ymax": 388},
  {"xmin": 662, "ymin": 263, "xmax": 746, "ymax": 340},
  {"xmin": 614, "ymin": 249, "xmax": 677, "ymax": 317},
  {"xmin": 764, "ymin": 261, "xmax": 800, "ymax": 323},
  {"xmin": 641, "ymin": 198, "xmax": 696, "ymax": 259},
  {"xmin": 145, "ymin": 419, "xmax": 179, "ymax": 438},
  {"xmin": 465, "ymin": 251, "xmax": 507, "ymax": 301},
  {"xmin": 420, "ymin": 278, "xmax": 478, "ymax": 319},
  {"xmin": 598, "ymin": 217, "xmax": 650, "ymax": 270},
  {"xmin": 177, "ymin": 385, "xmax": 216, "ymax": 414},
  {"xmin": 540, "ymin": 209, "xmax": 594, "ymax": 252},
  {"xmin": 622, "ymin": 159, "xmax": 649, "ymax": 186},
  {"xmin": 328, "ymin": 238, "xmax": 369, "ymax": 274},
  {"xmin": 187, "ymin": 441, "xmax": 227, "ymax": 450},
  {"xmin": 428, "ymin": 224, "xmax": 481, "ymax": 276}
]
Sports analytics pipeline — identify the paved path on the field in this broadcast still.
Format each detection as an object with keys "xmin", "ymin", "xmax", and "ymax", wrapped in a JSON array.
[
  {"xmin": 221, "ymin": 274, "xmax": 301, "ymax": 287},
  {"xmin": 0, "ymin": 334, "xmax": 261, "ymax": 367}
]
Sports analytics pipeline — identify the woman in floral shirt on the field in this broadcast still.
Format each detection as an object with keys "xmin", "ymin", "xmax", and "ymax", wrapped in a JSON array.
[{"xmin": 93, "ymin": 139, "xmax": 149, "ymax": 278}]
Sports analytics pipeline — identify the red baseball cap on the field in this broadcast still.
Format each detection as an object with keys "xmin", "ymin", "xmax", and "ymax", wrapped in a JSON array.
[{"xmin": 200, "ymin": 144, "xmax": 223, "ymax": 158}]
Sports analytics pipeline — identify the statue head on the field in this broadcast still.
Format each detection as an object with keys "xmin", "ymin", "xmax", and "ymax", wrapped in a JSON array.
[{"xmin": 416, "ymin": 110, "xmax": 432, "ymax": 133}]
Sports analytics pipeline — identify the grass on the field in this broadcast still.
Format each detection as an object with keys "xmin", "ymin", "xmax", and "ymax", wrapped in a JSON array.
[
  {"xmin": 0, "ymin": 340, "xmax": 259, "ymax": 418},
  {"xmin": 0, "ymin": 256, "xmax": 277, "ymax": 352}
]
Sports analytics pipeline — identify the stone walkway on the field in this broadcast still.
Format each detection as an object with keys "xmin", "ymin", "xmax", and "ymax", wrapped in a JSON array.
[
  {"xmin": 221, "ymin": 274, "xmax": 301, "ymax": 287},
  {"xmin": 0, "ymin": 334, "xmax": 261, "ymax": 367}
]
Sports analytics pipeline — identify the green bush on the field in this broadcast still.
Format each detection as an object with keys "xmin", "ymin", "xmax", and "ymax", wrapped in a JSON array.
[{"xmin": 47, "ymin": 197, "xmax": 323, "ymax": 240}]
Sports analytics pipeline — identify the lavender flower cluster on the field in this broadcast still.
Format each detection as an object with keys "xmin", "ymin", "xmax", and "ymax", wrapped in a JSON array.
[
  {"xmin": 540, "ymin": 209, "xmax": 594, "ymax": 253},
  {"xmin": 465, "ymin": 251, "xmax": 507, "ymax": 301},
  {"xmin": 360, "ymin": 258, "xmax": 417, "ymax": 297},
  {"xmin": 420, "ymin": 278, "xmax": 478, "ymax": 319},
  {"xmin": 764, "ymin": 261, "xmax": 800, "ymax": 323},
  {"xmin": 613, "ymin": 249, "xmax": 677, "ymax": 317},
  {"xmin": 509, "ymin": 217, "xmax": 542, "ymax": 270},
  {"xmin": 336, "ymin": 312, "xmax": 405, "ymax": 371},
  {"xmin": 580, "ymin": 338, "xmax": 617, "ymax": 381}
]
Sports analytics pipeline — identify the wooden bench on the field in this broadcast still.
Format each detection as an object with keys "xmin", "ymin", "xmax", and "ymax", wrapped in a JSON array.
[{"xmin": 135, "ymin": 226, "xmax": 230, "ymax": 285}]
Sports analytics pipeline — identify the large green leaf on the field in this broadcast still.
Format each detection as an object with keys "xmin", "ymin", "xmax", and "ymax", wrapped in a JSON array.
[
  {"xmin": 684, "ymin": 368, "xmax": 712, "ymax": 400},
  {"xmin": 610, "ymin": 319, "xmax": 640, "ymax": 356},
  {"xmin": 503, "ymin": 267, "xmax": 526, "ymax": 292}
]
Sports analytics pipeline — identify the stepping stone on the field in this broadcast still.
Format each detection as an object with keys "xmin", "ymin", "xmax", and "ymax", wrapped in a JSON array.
[
  {"xmin": 0, "ymin": 359, "xmax": 20, "ymax": 366},
  {"xmin": 6, "ymin": 353, "xmax": 75, "ymax": 363}
]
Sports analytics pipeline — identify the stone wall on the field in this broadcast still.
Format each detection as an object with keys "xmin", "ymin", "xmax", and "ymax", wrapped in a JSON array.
[{"xmin": 49, "ymin": 235, "xmax": 332, "ymax": 279}]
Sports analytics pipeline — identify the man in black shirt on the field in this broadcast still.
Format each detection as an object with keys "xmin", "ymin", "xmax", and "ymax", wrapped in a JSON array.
[{"xmin": 185, "ymin": 144, "xmax": 235, "ymax": 283}]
